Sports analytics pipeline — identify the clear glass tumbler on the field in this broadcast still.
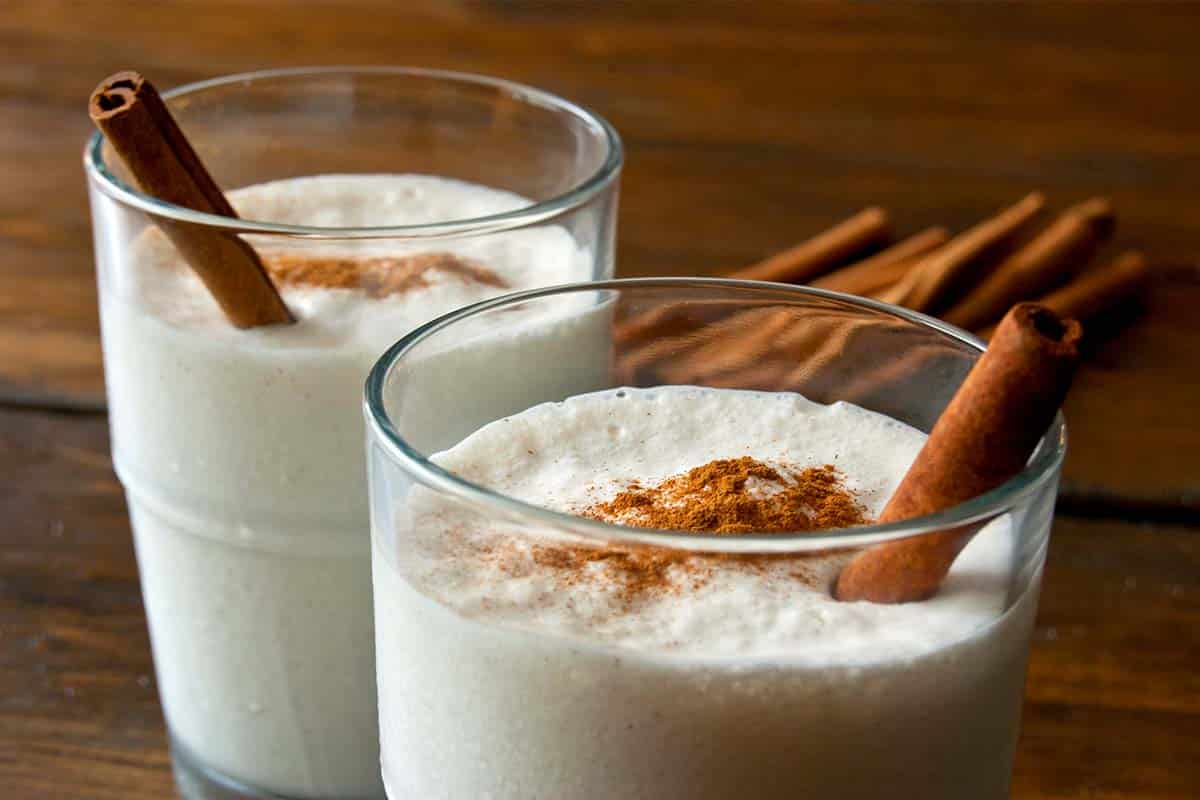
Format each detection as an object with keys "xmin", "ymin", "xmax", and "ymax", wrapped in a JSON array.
[
  {"xmin": 365, "ymin": 278, "xmax": 1064, "ymax": 800},
  {"xmin": 84, "ymin": 67, "xmax": 620, "ymax": 800}
]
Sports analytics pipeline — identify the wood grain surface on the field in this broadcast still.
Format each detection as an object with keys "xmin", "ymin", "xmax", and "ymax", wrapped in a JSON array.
[{"xmin": 1, "ymin": 2, "xmax": 1197, "ymax": 798}]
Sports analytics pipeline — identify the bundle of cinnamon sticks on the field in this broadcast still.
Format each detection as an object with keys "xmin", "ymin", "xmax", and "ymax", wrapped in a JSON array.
[{"xmin": 616, "ymin": 193, "xmax": 1150, "ymax": 388}]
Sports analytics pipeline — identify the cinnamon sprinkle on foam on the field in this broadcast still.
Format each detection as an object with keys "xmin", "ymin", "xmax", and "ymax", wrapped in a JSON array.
[
  {"xmin": 265, "ymin": 251, "xmax": 508, "ymax": 298},
  {"xmin": 585, "ymin": 457, "xmax": 868, "ymax": 534},
  {"xmin": 478, "ymin": 458, "xmax": 870, "ymax": 605}
]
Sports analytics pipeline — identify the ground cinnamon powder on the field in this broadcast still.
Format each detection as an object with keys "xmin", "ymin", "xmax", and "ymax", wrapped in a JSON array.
[
  {"xmin": 585, "ymin": 457, "xmax": 867, "ymax": 534},
  {"xmin": 264, "ymin": 251, "xmax": 507, "ymax": 297},
  {"xmin": 512, "ymin": 458, "xmax": 869, "ymax": 604}
]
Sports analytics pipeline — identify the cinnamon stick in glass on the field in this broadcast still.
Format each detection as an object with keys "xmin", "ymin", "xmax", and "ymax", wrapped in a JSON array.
[
  {"xmin": 732, "ymin": 207, "xmax": 891, "ymax": 284},
  {"xmin": 888, "ymin": 193, "xmax": 1046, "ymax": 313},
  {"xmin": 89, "ymin": 70, "xmax": 293, "ymax": 328},
  {"xmin": 835, "ymin": 303, "xmax": 1081, "ymax": 604},
  {"xmin": 943, "ymin": 198, "xmax": 1114, "ymax": 331}
]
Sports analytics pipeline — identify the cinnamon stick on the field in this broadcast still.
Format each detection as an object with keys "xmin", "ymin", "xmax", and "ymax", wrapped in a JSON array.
[
  {"xmin": 811, "ymin": 226, "xmax": 949, "ymax": 296},
  {"xmin": 785, "ymin": 317, "xmax": 948, "ymax": 407},
  {"xmin": 703, "ymin": 362, "xmax": 792, "ymax": 391},
  {"xmin": 732, "ymin": 207, "xmax": 891, "ymax": 284},
  {"xmin": 614, "ymin": 300, "xmax": 760, "ymax": 349},
  {"xmin": 889, "ymin": 193, "xmax": 1046, "ymax": 313},
  {"xmin": 613, "ymin": 307, "xmax": 750, "ymax": 385},
  {"xmin": 870, "ymin": 265, "xmax": 924, "ymax": 306},
  {"xmin": 656, "ymin": 308, "xmax": 797, "ymax": 383},
  {"xmin": 89, "ymin": 70, "xmax": 293, "ymax": 328},
  {"xmin": 975, "ymin": 251, "xmax": 1150, "ymax": 340},
  {"xmin": 839, "ymin": 343, "xmax": 967, "ymax": 417},
  {"xmin": 646, "ymin": 307, "xmax": 871, "ymax": 388},
  {"xmin": 614, "ymin": 208, "xmax": 891, "ymax": 351},
  {"xmin": 834, "ymin": 303, "xmax": 1081, "ymax": 604},
  {"xmin": 943, "ymin": 198, "xmax": 1114, "ymax": 330}
]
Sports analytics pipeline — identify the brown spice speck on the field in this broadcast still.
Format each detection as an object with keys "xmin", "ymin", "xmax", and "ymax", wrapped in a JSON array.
[
  {"xmin": 514, "ymin": 458, "xmax": 869, "ymax": 604},
  {"xmin": 585, "ymin": 457, "xmax": 868, "ymax": 534},
  {"xmin": 265, "ymin": 251, "xmax": 507, "ymax": 298}
]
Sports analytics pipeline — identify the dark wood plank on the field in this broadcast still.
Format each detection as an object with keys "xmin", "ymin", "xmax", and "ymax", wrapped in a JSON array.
[
  {"xmin": 0, "ymin": 406, "xmax": 1196, "ymax": 799},
  {"xmin": 1015, "ymin": 516, "xmax": 1200, "ymax": 800},
  {"xmin": 0, "ymin": 407, "xmax": 171, "ymax": 799},
  {"xmin": 1060, "ymin": 269, "xmax": 1200, "ymax": 514}
]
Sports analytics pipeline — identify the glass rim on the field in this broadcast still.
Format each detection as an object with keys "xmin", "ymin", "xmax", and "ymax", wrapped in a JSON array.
[
  {"xmin": 82, "ymin": 65, "xmax": 624, "ymax": 240},
  {"xmin": 364, "ymin": 278, "xmax": 1067, "ymax": 554}
]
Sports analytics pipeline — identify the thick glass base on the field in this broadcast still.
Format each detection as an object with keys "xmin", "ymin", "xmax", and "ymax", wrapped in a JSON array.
[
  {"xmin": 169, "ymin": 737, "xmax": 297, "ymax": 800},
  {"xmin": 170, "ymin": 735, "xmax": 386, "ymax": 800}
]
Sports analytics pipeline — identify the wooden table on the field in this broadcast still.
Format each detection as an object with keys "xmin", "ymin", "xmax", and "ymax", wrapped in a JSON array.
[{"xmin": 2, "ymin": 3, "xmax": 1197, "ymax": 798}]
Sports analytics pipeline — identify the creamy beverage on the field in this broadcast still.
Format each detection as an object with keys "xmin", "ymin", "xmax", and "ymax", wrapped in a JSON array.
[
  {"xmin": 99, "ymin": 174, "xmax": 596, "ymax": 797},
  {"xmin": 373, "ymin": 386, "xmax": 1037, "ymax": 799}
]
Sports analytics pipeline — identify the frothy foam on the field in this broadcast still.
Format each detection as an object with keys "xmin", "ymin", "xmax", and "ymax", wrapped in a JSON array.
[
  {"xmin": 129, "ymin": 173, "xmax": 590, "ymax": 346},
  {"xmin": 397, "ymin": 386, "xmax": 1012, "ymax": 662}
]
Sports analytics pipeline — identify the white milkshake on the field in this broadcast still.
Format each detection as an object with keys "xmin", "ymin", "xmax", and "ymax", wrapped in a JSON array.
[
  {"xmin": 373, "ymin": 386, "xmax": 1038, "ymax": 799},
  {"xmin": 99, "ymin": 174, "xmax": 598, "ymax": 797}
]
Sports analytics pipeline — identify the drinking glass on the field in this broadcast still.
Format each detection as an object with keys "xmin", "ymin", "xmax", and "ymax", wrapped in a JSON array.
[
  {"xmin": 85, "ymin": 67, "xmax": 621, "ymax": 800},
  {"xmin": 365, "ymin": 278, "xmax": 1063, "ymax": 800}
]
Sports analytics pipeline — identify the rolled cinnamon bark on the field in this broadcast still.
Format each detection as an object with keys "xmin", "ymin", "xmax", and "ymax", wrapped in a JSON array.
[
  {"xmin": 811, "ymin": 226, "xmax": 948, "ymax": 296},
  {"xmin": 834, "ymin": 303, "xmax": 1081, "ymax": 604},
  {"xmin": 890, "ymin": 193, "xmax": 1046, "ymax": 313},
  {"xmin": 614, "ymin": 306, "xmax": 779, "ymax": 385},
  {"xmin": 615, "ymin": 333, "xmax": 704, "ymax": 385},
  {"xmin": 839, "ymin": 340, "xmax": 967, "ymax": 413},
  {"xmin": 655, "ymin": 307, "xmax": 872, "ymax": 387},
  {"xmin": 732, "ymin": 207, "xmax": 891, "ymax": 284},
  {"xmin": 627, "ymin": 227, "xmax": 932, "ymax": 383},
  {"xmin": 613, "ymin": 300, "xmax": 749, "ymax": 349},
  {"xmin": 656, "ymin": 308, "xmax": 797, "ymax": 383},
  {"xmin": 943, "ymin": 198, "xmax": 1115, "ymax": 330},
  {"xmin": 90, "ymin": 70, "xmax": 293, "ymax": 328},
  {"xmin": 614, "ymin": 208, "xmax": 891, "ymax": 353},
  {"xmin": 704, "ymin": 362, "xmax": 792, "ymax": 391},
  {"xmin": 975, "ymin": 251, "xmax": 1150, "ymax": 340},
  {"xmin": 871, "ymin": 264, "xmax": 924, "ymax": 306}
]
